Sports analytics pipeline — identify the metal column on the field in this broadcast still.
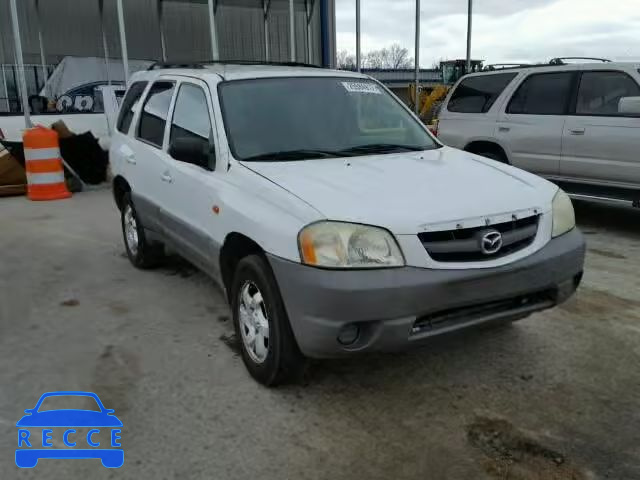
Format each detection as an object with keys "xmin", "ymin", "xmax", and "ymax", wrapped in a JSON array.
[
  {"xmin": 157, "ymin": 0, "xmax": 167, "ymax": 61},
  {"xmin": 0, "ymin": 65, "xmax": 8, "ymax": 112},
  {"xmin": 116, "ymin": 0, "xmax": 130, "ymax": 84},
  {"xmin": 289, "ymin": 0, "xmax": 296, "ymax": 62},
  {"xmin": 466, "ymin": 0, "xmax": 472, "ymax": 74},
  {"xmin": 414, "ymin": 0, "xmax": 420, "ymax": 115},
  {"xmin": 207, "ymin": 0, "xmax": 219, "ymax": 61},
  {"xmin": 9, "ymin": 0, "xmax": 31, "ymax": 127},
  {"xmin": 355, "ymin": 0, "xmax": 361, "ymax": 71},
  {"xmin": 305, "ymin": 0, "xmax": 315, "ymax": 64},
  {"xmin": 0, "ymin": 15, "xmax": 10, "ymax": 112},
  {"xmin": 34, "ymin": 0, "xmax": 48, "ymax": 98},
  {"xmin": 98, "ymin": 0, "xmax": 111, "ymax": 86},
  {"xmin": 263, "ymin": 0, "xmax": 270, "ymax": 61}
]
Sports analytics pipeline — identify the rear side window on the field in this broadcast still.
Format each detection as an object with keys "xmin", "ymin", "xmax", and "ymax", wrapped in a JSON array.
[
  {"xmin": 447, "ymin": 73, "xmax": 517, "ymax": 113},
  {"xmin": 137, "ymin": 81, "xmax": 175, "ymax": 148},
  {"xmin": 116, "ymin": 81, "xmax": 148, "ymax": 134},
  {"xmin": 507, "ymin": 72, "xmax": 573, "ymax": 115},
  {"xmin": 576, "ymin": 71, "xmax": 640, "ymax": 116}
]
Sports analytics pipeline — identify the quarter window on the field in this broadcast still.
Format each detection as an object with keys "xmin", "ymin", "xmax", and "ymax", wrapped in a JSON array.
[
  {"xmin": 116, "ymin": 81, "xmax": 148, "ymax": 134},
  {"xmin": 507, "ymin": 72, "xmax": 573, "ymax": 115},
  {"xmin": 447, "ymin": 73, "xmax": 517, "ymax": 113},
  {"xmin": 576, "ymin": 71, "xmax": 640, "ymax": 116},
  {"xmin": 137, "ymin": 81, "xmax": 175, "ymax": 148}
]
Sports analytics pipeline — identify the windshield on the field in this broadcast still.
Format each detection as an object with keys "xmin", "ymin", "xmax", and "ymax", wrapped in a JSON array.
[{"xmin": 218, "ymin": 77, "xmax": 438, "ymax": 161}]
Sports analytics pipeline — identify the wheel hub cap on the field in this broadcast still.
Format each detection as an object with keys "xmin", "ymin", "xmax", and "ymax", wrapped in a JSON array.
[
  {"xmin": 238, "ymin": 281, "xmax": 270, "ymax": 363},
  {"xmin": 123, "ymin": 206, "xmax": 139, "ymax": 256}
]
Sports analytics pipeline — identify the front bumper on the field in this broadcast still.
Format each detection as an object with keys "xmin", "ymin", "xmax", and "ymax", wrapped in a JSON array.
[{"xmin": 267, "ymin": 229, "xmax": 585, "ymax": 358}]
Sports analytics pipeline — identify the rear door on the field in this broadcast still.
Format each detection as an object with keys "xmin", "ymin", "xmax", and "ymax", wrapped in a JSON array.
[
  {"xmin": 495, "ymin": 71, "xmax": 575, "ymax": 176},
  {"xmin": 561, "ymin": 69, "xmax": 640, "ymax": 186},
  {"xmin": 126, "ymin": 79, "xmax": 176, "ymax": 233}
]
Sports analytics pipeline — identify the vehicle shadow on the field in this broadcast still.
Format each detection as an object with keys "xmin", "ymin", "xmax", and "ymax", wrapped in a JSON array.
[
  {"xmin": 573, "ymin": 198, "xmax": 640, "ymax": 238},
  {"xmin": 298, "ymin": 321, "xmax": 528, "ymax": 389}
]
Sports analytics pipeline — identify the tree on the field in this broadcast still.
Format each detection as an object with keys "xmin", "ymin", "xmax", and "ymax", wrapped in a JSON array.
[
  {"xmin": 363, "ymin": 43, "xmax": 413, "ymax": 69},
  {"xmin": 337, "ymin": 50, "xmax": 357, "ymax": 70},
  {"xmin": 338, "ymin": 43, "xmax": 414, "ymax": 70}
]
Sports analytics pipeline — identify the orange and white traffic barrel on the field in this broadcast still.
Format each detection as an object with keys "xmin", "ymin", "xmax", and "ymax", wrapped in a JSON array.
[{"xmin": 23, "ymin": 126, "xmax": 71, "ymax": 201}]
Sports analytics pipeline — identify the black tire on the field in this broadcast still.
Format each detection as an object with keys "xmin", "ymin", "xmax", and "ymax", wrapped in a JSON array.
[
  {"xmin": 477, "ymin": 150, "xmax": 508, "ymax": 163},
  {"xmin": 121, "ymin": 192, "xmax": 164, "ymax": 269},
  {"xmin": 231, "ymin": 254, "xmax": 305, "ymax": 386}
]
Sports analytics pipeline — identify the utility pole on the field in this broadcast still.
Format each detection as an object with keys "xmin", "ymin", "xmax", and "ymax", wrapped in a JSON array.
[
  {"xmin": 355, "ymin": 0, "xmax": 361, "ymax": 71},
  {"xmin": 414, "ymin": 0, "xmax": 420, "ymax": 115},
  {"xmin": 466, "ymin": 0, "xmax": 472, "ymax": 74}
]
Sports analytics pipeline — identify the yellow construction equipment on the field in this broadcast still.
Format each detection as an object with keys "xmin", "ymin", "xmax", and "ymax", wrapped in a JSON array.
[{"xmin": 410, "ymin": 59, "xmax": 484, "ymax": 124}]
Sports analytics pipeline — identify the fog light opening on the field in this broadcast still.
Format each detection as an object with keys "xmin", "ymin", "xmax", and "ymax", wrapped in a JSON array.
[{"xmin": 337, "ymin": 324, "xmax": 360, "ymax": 346}]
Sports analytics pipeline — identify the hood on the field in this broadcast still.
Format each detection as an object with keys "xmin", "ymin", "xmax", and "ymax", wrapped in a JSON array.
[{"xmin": 241, "ymin": 147, "xmax": 557, "ymax": 234}]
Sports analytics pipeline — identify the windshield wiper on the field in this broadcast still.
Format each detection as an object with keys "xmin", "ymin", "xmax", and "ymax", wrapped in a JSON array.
[
  {"xmin": 241, "ymin": 149, "xmax": 343, "ymax": 162},
  {"xmin": 336, "ymin": 143, "xmax": 426, "ymax": 155}
]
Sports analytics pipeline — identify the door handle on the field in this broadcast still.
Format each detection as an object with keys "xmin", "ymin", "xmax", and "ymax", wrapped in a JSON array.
[
  {"xmin": 569, "ymin": 128, "xmax": 585, "ymax": 135},
  {"xmin": 498, "ymin": 126, "xmax": 510, "ymax": 132},
  {"xmin": 119, "ymin": 145, "xmax": 136, "ymax": 164},
  {"xmin": 161, "ymin": 172, "xmax": 173, "ymax": 183}
]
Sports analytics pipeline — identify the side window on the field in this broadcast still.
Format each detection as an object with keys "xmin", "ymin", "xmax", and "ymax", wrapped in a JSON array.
[
  {"xmin": 137, "ymin": 81, "xmax": 175, "ymax": 148},
  {"xmin": 507, "ymin": 72, "xmax": 573, "ymax": 115},
  {"xmin": 576, "ymin": 71, "xmax": 640, "ymax": 116},
  {"xmin": 447, "ymin": 73, "xmax": 517, "ymax": 113},
  {"xmin": 169, "ymin": 84, "xmax": 213, "ymax": 146},
  {"xmin": 116, "ymin": 81, "xmax": 148, "ymax": 134}
]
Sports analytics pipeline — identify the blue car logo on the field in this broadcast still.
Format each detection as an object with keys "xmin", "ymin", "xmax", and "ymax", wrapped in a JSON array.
[{"xmin": 16, "ymin": 391, "xmax": 123, "ymax": 468}]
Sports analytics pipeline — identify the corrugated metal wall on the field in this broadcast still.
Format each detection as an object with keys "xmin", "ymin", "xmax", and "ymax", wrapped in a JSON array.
[{"xmin": 0, "ymin": 0, "xmax": 321, "ymax": 65}]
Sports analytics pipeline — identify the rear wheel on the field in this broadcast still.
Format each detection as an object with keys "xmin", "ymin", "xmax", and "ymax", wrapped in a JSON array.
[
  {"xmin": 231, "ymin": 254, "xmax": 305, "ymax": 386},
  {"xmin": 121, "ymin": 192, "xmax": 164, "ymax": 269}
]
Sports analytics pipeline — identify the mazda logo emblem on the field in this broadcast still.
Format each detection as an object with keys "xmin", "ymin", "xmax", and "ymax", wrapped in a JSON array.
[{"xmin": 479, "ymin": 230, "xmax": 503, "ymax": 255}]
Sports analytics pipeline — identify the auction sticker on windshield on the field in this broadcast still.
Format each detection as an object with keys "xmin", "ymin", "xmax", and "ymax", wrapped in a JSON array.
[{"xmin": 341, "ymin": 81, "xmax": 382, "ymax": 94}]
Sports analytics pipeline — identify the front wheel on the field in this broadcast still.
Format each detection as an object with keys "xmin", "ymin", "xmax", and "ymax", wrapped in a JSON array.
[{"xmin": 231, "ymin": 255, "xmax": 305, "ymax": 386}]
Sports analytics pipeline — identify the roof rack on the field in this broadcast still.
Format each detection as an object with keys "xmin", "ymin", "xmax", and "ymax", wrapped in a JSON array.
[
  {"xmin": 549, "ymin": 57, "xmax": 612, "ymax": 65},
  {"xmin": 147, "ymin": 60, "xmax": 324, "ymax": 70},
  {"xmin": 147, "ymin": 62, "xmax": 206, "ymax": 70},
  {"xmin": 483, "ymin": 63, "xmax": 531, "ymax": 71}
]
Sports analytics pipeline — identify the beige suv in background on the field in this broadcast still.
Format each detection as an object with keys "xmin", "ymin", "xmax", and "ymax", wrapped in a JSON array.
[{"xmin": 437, "ymin": 60, "xmax": 640, "ymax": 206}]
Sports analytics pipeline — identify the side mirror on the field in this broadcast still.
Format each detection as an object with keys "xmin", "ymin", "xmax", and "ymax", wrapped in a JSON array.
[
  {"xmin": 618, "ymin": 96, "xmax": 640, "ymax": 115},
  {"xmin": 168, "ymin": 137, "xmax": 214, "ymax": 170}
]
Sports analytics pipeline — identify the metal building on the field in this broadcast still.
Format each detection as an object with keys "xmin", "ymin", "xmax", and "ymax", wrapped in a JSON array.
[{"xmin": 0, "ymin": 0, "xmax": 337, "ymax": 112}]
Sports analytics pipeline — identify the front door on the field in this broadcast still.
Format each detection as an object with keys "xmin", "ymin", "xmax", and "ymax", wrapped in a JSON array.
[
  {"xmin": 161, "ymin": 79, "xmax": 224, "ymax": 279},
  {"xmin": 561, "ymin": 70, "xmax": 640, "ymax": 187}
]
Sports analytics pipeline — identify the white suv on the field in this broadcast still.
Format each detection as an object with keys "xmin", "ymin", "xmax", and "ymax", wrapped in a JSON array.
[
  {"xmin": 437, "ymin": 61, "xmax": 640, "ymax": 204},
  {"xmin": 111, "ymin": 62, "xmax": 585, "ymax": 386}
]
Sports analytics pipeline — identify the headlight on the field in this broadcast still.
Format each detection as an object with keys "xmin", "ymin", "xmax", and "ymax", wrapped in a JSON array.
[
  {"xmin": 298, "ymin": 221, "xmax": 405, "ymax": 268},
  {"xmin": 552, "ymin": 189, "xmax": 575, "ymax": 237}
]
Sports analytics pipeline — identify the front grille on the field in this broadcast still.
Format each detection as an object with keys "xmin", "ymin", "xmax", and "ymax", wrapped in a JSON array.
[
  {"xmin": 418, "ymin": 215, "xmax": 539, "ymax": 262},
  {"xmin": 411, "ymin": 289, "xmax": 555, "ymax": 335}
]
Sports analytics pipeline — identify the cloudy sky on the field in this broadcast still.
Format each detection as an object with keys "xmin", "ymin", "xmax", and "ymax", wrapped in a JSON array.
[{"xmin": 336, "ymin": 0, "xmax": 640, "ymax": 67}]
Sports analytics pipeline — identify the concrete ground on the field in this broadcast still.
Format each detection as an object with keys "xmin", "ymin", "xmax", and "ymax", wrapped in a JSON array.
[{"xmin": 1, "ymin": 189, "xmax": 639, "ymax": 480}]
